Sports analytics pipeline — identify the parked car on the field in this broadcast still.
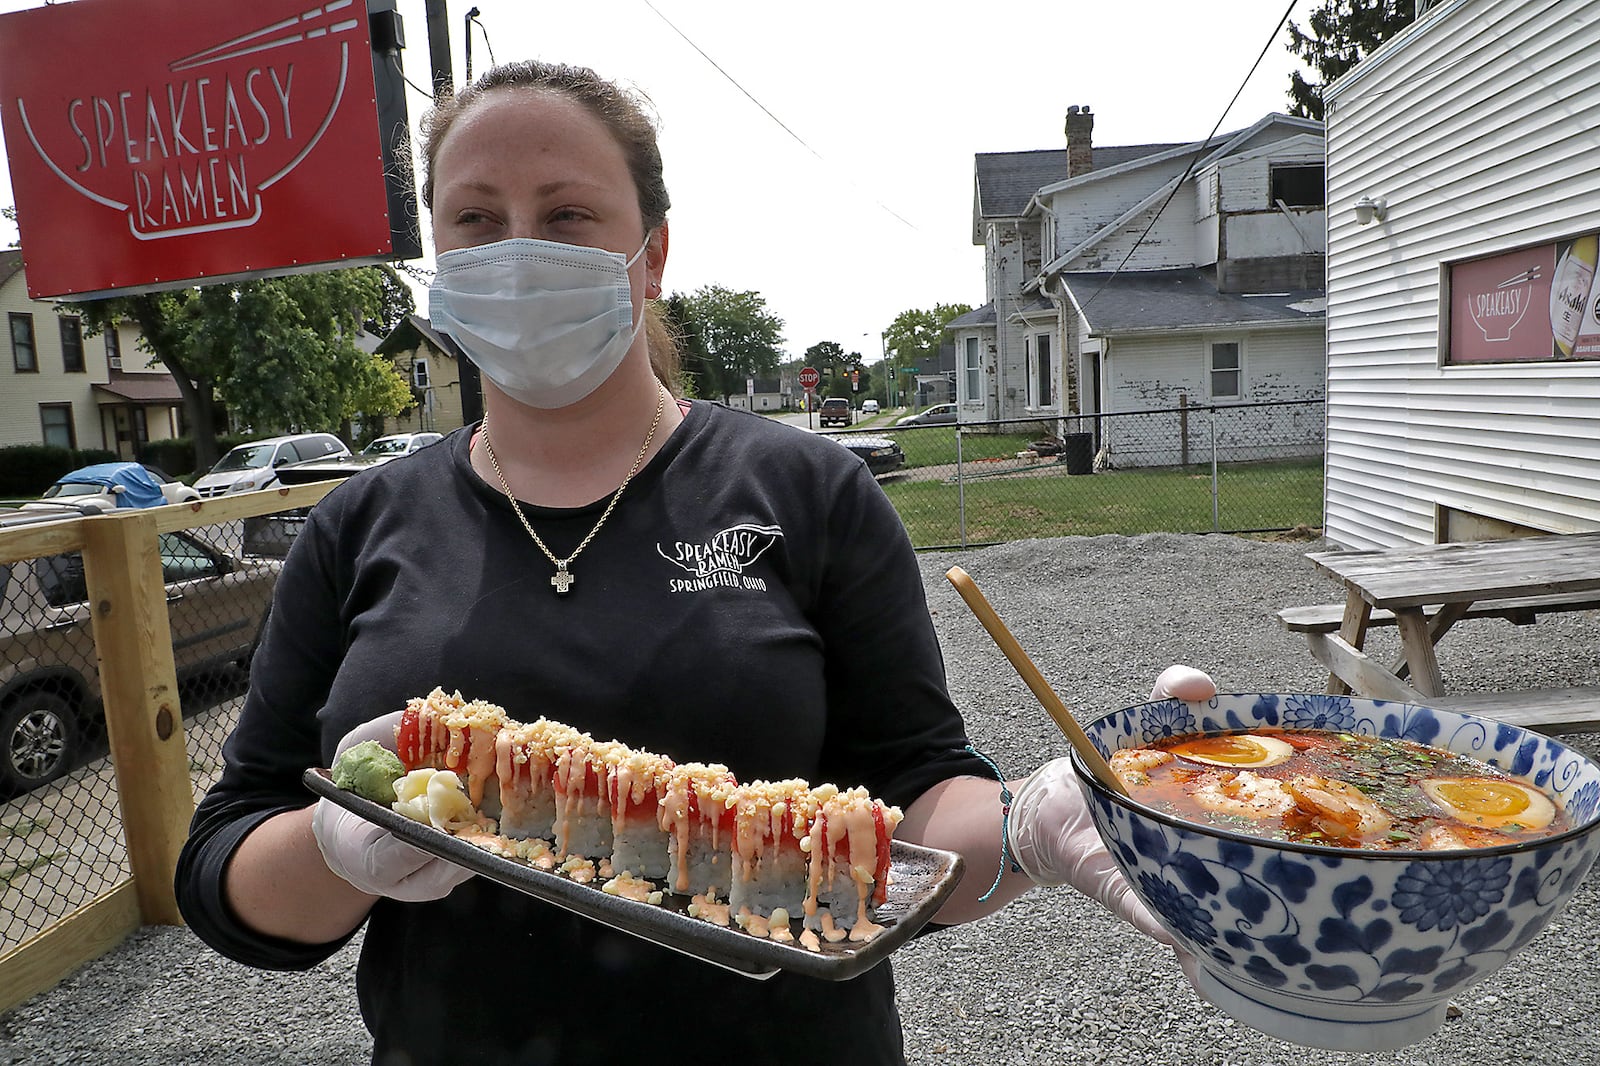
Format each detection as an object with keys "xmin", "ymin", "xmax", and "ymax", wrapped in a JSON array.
[
  {"xmin": 192, "ymin": 433, "xmax": 351, "ymax": 497},
  {"xmin": 818, "ymin": 397, "xmax": 854, "ymax": 427},
  {"xmin": 861, "ymin": 399, "xmax": 880, "ymax": 415},
  {"xmin": 831, "ymin": 434, "xmax": 905, "ymax": 477},
  {"xmin": 0, "ymin": 517, "xmax": 281, "ymax": 794},
  {"xmin": 896, "ymin": 403, "xmax": 958, "ymax": 427},
  {"xmin": 20, "ymin": 462, "xmax": 199, "ymax": 515},
  {"xmin": 361, "ymin": 431, "xmax": 443, "ymax": 458}
]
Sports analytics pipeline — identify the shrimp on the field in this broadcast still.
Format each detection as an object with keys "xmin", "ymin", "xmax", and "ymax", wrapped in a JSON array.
[
  {"xmin": 1190, "ymin": 770, "xmax": 1295, "ymax": 818},
  {"xmin": 1283, "ymin": 775, "xmax": 1392, "ymax": 841},
  {"xmin": 1110, "ymin": 748, "xmax": 1173, "ymax": 788},
  {"xmin": 1418, "ymin": 823, "xmax": 1514, "ymax": 851}
]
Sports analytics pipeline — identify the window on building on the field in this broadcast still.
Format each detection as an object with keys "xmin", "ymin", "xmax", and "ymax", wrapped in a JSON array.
[
  {"xmin": 59, "ymin": 315, "xmax": 85, "ymax": 373},
  {"xmin": 1210, "ymin": 341, "xmax": 1242, "ymax": 399},
  {"xmin": 1269, "ymin": 164, "xmax": 1325, "ymax": 208},
  {"xmin": 1031, "ymin": 333, "xmax": 1053, "ymax": 408},
  {"xmin": 40, "ymin": 404, "xmax": 75, "ymax": 448},
  {"xmin": 106, "ymin": 327, "xmax": 122, "ymax": 369},
  {"xmin": 963, "ymin": 337, "xmax": 981, "ymax": 402},
  {"xmin": 10, "ymin": 312, "xmax": 37, "ymax": 372},
  {"xmin": 412, "ymin": 358, "xmax": 430, "ymax": 388}
]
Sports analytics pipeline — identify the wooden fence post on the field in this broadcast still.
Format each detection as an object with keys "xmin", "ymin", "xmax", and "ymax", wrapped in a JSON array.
[{"xmin": 79, "ymin": 511, "xmax": 190, "ymax": 926}]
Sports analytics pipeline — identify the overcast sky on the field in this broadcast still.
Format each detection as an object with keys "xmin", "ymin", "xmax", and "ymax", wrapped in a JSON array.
[{"xmin": 0, "ymin": 0, "xmax": 1316, "ymax": 363}]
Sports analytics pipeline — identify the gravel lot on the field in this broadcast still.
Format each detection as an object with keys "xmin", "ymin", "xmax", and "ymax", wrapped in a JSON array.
[{"xmin": 3, "ymin": 533, "xmax": 1596, "ymax": 1066}]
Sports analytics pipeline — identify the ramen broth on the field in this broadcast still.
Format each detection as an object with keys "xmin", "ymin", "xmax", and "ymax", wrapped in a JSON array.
[{"xmin": 1116, "ymin": 729, "xmax": 1567, "ymax": 849}]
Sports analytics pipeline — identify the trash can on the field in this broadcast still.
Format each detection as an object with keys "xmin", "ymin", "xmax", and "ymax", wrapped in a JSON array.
[{"xmin": 1061, "ymin": 433, "xmax": 1094, "ymax": 475}]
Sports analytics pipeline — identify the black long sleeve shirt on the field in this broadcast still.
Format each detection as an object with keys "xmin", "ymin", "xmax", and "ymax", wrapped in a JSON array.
[{"xmin": 176, "ymin": 401, "xmax": 986, "ymax": 1065}]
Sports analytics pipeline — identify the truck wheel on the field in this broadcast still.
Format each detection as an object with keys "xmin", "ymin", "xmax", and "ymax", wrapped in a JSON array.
[{"xmin": 0, "ymin": 691, "xmax": 80, "ymax": 794}]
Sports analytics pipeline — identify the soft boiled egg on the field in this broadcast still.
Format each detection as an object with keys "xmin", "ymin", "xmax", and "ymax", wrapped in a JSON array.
[
  {"xmin": 1420, "ymin": 777, "xmax": 1557, "ymax": 830},
  {"xmin": 1166, "ymin": 733, "xmax": 1295, "ymax": 769}
]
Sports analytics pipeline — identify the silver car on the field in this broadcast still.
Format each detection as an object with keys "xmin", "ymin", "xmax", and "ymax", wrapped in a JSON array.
[
  {"xmin": 0, "ymin": 519, "xmax": 280, "ymax": 794},
  {"xmin": 192, "ymin": 433, "xmax": 351, "ymax": 497}
]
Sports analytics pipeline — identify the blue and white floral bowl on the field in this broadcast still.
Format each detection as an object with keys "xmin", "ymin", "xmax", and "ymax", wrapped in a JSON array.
[{"xmin": 1070, "ymin": 693, "xmax": 1600, "ymax": 1052}]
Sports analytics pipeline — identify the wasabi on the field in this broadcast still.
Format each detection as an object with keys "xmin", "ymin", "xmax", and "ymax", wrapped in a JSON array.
[{"xmin": 331, "ymin": 740, "xmax": 405, "ymax": 805}]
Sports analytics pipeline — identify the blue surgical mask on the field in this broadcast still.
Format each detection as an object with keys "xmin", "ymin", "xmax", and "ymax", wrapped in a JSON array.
[{"xmin": 428, "ymin": 236, "xmax": 649, "ymax": 409}]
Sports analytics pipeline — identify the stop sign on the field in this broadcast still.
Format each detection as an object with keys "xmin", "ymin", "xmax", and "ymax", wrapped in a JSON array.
[{"xmin": 798, "ymin": 366, "xmax": 820, "ymax": 390}]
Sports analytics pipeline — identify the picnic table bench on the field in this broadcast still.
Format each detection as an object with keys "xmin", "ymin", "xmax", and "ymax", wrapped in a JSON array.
[{"xmin": 1275, "ymin": 532, "xmax": 1600, "ymax": 734}]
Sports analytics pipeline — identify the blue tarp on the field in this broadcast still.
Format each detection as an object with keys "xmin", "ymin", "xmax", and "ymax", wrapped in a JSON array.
[{"xmin": 50, "ymin": 463, "xmax": 167, "ymax": 509}]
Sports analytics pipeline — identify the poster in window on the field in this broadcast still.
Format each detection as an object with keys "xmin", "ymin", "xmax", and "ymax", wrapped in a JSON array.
[{"xmin": 1448, "ymin": 232, "xmax": 1600, "ymax": 363}]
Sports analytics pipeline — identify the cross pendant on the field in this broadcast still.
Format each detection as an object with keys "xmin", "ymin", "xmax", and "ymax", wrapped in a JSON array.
[{"xmin": 550, "ymin": 562, "xmax": 575, "ymax": 594}]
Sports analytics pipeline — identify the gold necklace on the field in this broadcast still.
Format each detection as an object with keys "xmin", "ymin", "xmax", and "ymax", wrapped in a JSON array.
[{"xmin": 481, "ymin": 384, "xmax": 667, "ymax": 595}]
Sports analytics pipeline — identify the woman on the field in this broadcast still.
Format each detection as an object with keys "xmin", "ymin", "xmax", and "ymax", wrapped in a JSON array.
[{"xmin": 175, "ymin": 61, "xmax": 1209, "ymax": 1064}]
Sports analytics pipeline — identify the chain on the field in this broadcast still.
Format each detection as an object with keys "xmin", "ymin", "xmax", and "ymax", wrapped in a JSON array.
[{"xmin": 480, "ymin": 384, "xmax": 666, "ymax": 595}]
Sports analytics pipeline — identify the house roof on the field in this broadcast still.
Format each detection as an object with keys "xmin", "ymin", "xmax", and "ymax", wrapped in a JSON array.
[
  {"xmin": 974, "ymin": 144, "xmax": 1188, "ymax": 219},
  {"xmin": 94, "ymin": 376, "xmax": 185, "ymax": 403},
  {"xmin": 946, "ymin": 303, "xmax": 996, "ymax": 328},
  {"xmin": 1063, "ymin": 269, "xmax": 1325, "ymax": 334},
  {"xmin": 0, "ymin": 248, "xmax": 24, "ymax": 290},
  {"xmin": 376, "ymin": 313, "xmax": 462, "ymax": 358}
]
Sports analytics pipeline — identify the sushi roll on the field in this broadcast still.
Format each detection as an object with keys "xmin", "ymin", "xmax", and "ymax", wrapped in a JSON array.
[
  {"xmin": 492, "ymin": 718, "xmax": 578, "ymax": 841},
  {"xmin": 659, "ymin": 762, "xmax": 738, "ymax": 898},
  {"xmin": 550, "ymin": 736, "xmax": 620, "ymax": 860},
  {"xmin": 395, "ymin": 690, "xmax": 508, "ymax": 811},
  {"xmin": 727, "ymin": 779, "xmax": 816, "ymax": 924},
  {"xmin": 802, "ymin": 785, "xmax": 903, "ymax": 940},
  {"xmin": 607, "ymin": 748, "xmax": 676, "ymax": 879}
]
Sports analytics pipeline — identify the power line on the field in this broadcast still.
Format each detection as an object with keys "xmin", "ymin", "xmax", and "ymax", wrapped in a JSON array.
[
  {"xmin": 639, "ymin": 0, "xmax": 920, "ymax": 232},
  {"xmin": 1078, "ymin": 0, "xmax": 1301, "ymax": 312}
]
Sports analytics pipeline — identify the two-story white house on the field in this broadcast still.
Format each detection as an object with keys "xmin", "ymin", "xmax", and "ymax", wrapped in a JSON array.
[
  {"xmin": 2, "ymin": 248, "xmax": 185, "ymax": 457},
  {"xmin": 959, "ymin": 108, "xmax": 1328, "ymax": 466}
]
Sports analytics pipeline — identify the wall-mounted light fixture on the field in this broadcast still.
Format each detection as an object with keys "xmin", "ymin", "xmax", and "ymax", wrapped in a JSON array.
[{"xmin": 1353, "ymin": 195, "xmax": 1388, "ymax": 225}]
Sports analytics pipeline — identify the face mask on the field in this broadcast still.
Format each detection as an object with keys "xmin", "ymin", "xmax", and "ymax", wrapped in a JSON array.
[{"xmin": 428, "ymin": 236, "xmax": 649, "ymax": 409}]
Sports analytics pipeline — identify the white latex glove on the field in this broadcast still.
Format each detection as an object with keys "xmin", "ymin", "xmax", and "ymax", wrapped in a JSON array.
[
  {"xmin": 312, "ymin": 710, "xmax": 475, "ymax": 903},
  {"xmin": 1150, "ymin": 664, "xmax": 1218, "ymax": 703},
  {"xmin": 1006, "ymin": 665, "xmax": 1219, "ymax": 944}
]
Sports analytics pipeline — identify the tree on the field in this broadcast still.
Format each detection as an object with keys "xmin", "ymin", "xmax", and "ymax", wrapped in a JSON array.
[
  {"xmin": 1285, "ymin": 1, "xmax": 1416, "ymax": 121},
  {"xmin": 75, "ymin": 266, "xmax": 414, "ymax": 470},
  {"xmin": 881, "ymin": 303, "xmax": 973, "ymax": 402},
  {"xmin": 1, "ymin": 205, "xmax": 17, "ymax": 248},
  {"xmin": 669, "ymin": 285, "xmax": 785, "ymax": 403}
]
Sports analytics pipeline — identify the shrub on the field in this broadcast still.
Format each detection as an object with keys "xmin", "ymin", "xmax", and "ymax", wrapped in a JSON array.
[{"xmin": 0, "ymin": 444, "xmax": 118, "ymax": 496}]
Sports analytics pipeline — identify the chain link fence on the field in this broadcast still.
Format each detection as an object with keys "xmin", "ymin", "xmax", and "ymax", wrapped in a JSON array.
[
  {"xmin": 829, "ymin": 399, "xmax": 1325, "ymax": 549},
  {"xmin": 0, "ymin": 405, "xmax": 1322, "ymax": 979},
  {"xmin": 0, "ymin": 512, "xmax": 278, "ymax": 957}
]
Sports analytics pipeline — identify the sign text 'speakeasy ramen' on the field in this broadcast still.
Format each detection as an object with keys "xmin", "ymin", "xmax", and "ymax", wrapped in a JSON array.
[{"xmin": 0, "ymin": 0, "xmax": 419, "ymax": 300}]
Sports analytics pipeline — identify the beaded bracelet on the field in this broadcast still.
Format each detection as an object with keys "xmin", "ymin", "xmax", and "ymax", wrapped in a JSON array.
[{"xmin": 964, "ymin": 745, "xmax": 1023, "ymax": 902}]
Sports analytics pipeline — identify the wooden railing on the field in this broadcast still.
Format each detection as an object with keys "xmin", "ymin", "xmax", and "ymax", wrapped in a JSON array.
[{"xmin": 0, "ymin": 482, "xmax": 337, "ymax": 1012}]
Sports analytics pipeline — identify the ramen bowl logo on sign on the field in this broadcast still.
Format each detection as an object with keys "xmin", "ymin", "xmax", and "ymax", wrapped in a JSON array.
[{"xmin": 0, "ymin": 0, "xmax": 412, "ymax": 300}]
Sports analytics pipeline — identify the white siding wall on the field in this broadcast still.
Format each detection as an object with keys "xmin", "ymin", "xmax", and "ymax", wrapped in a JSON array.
[
  {"xmin": 1102, "ymin": 328, "xmax": 1324, "ymax": 467},
  {"xmin": 1, "ymin": 274, "xmax": 98, "ymax": 449},
  {"xmin": 1324, "ymin": 0, "xmax": 1600, "ymax": 548}
]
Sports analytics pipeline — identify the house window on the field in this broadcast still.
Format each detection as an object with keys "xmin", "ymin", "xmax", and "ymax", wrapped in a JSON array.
[
  {"xmin": 1269, "ymin": 164, "xmax": 1325, "ymax": 208},
  {"xmin": 40, "ymin": 404, "xmax": 75, "ymax": 448},
  {"xmin": 1210, "ymin": 341, "xmax": 1242, "ymax": 399},
  {"xmin": 412, "ymin": 357, "xmax": 430, "ymax": 388},
  {"xmin": 59, "ymin": 315, "xmax": 85, "ymax": 373},
  {"xmin": 963, "ymin": 337, "xmax": 981, "ymax": 402},
  {"xmin": 106, "ymin": 327, "xmax": 122, "ymax": 369},
  {"xmin": 10, "ymin": 312, "xmax": 36, "ymax": 372},
  {"xmin": 1031, "ymin": 333, "xmax": 1053, "ymax": 408}
]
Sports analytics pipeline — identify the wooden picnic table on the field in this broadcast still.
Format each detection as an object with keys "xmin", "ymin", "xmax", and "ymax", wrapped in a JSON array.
[{"xmin": 1277, "ymin": 531, "xmax": 1600, "ymax": 733}]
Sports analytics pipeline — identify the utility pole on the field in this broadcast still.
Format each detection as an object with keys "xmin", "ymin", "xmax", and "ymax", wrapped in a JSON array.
[
  {"xmin": 421, "ymin": 0, "xmax": 484, "ymax": 426},
  {"xmin": 464, "ymin": 6, "xmax": 479, "ymax": 82}
]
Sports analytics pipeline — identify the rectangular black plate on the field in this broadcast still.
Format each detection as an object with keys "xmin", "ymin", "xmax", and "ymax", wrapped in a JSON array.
[{"xmin": 304, "ymin": 768, "xmax": 964, "ymax": 981}]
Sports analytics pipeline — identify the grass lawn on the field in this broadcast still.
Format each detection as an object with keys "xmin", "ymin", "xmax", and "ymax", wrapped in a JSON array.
[{"xmin": 882, "ymin": 458, "xmax": 1323, "ymax": 548}]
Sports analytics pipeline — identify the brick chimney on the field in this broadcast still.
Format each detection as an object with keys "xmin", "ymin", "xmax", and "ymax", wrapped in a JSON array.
[{"xmin": 1065, "ymin": 105, "xmax": 1094, "ymax": 178}]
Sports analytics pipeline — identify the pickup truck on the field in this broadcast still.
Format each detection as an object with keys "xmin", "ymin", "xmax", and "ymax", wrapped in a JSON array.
[{"xmin": 818, "ymin": 397, "xmax": 853, "ymax": 426}]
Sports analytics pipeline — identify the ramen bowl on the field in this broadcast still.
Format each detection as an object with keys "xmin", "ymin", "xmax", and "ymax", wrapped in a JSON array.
[{"xmin": 1070, "ymin": 693, "xmax": 1600, "ymax": 1052}]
